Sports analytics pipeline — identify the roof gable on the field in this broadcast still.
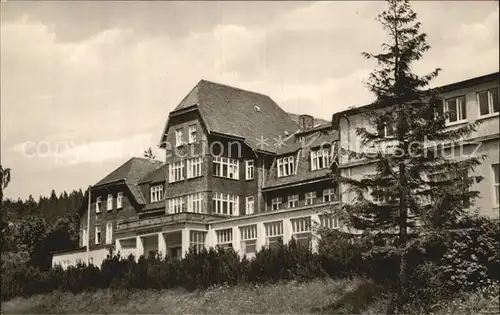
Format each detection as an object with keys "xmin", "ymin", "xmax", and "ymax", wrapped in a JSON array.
[{"xmin": 94, "ymin": 157, "xmax": 162, "ymax": 187}]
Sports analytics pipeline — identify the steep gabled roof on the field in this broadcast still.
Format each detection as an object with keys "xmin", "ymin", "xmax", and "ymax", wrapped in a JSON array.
[
  {"xmin": 160, "ymin": 80, "xmax": 300, "ymax": 153},
  {"xmin": 94, "ymin": 157, "xmax": 162, "ymax": 187},
  {"xmin": 139, "ymin": 163, "xmax": 167, "ymax": 184}
]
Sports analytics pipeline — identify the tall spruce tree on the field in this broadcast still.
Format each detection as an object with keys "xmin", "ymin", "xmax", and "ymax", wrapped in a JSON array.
[{"xmin": 335, "ymin": 0, "xmax": 484, "ymax": 304}]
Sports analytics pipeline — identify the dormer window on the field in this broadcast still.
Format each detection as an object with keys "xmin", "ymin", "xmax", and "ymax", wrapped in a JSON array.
[
  {"xmin": 277, "ymin": 156, "xmax": 295, "ymax": 178},
  {"xmin": 117, "ymin": 192, "xmax": 123, "ymax": 209},
  {"xmin": 150, "ymin": 184, "xmax": 164, "ymax": 203},
  {"xmin": 311, "ymin": 148, "xmax": 330, "ymax": 171},
  {"xmin": 175, "ymin": 128, "xmax": 184, "ymax": 147}
]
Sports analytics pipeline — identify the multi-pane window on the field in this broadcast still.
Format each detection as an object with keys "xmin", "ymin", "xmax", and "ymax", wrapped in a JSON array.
[
  {"xmin": 291, "ymin": 217, "xmax": 312, "ymax": 248},
  {"xmin": 265, "ymin": 221, "xmax": 283, "ymax": 249},
  {"xmin": 190, "ymin": 231, "xmax": 206, "ymax": 253},
  {"xmin": 271, "ymin": 197, "xmax": 282, "ymax": 211},
  {"xmin": 245, "ymin": 160, "xmax": 255, "ymax": 180},
  {"xmin": 96, "ymin": 197, "xmax": 102, "ymax": 213},
  {"xmin": 493, "ymin": 163, "xmax": 499, "ymax": 207},
  {"xmin": 246, "ymin": 196, "xmax": 255, "ymax": 215},
  {"xmin": 117, "ymin": 192, "xmax": 123, "ymax": 209},
  {"xmin": 187, "ymin": 192, "xmax": 204, "ymax": 213},
  {"xmin": 305, "ymin": 191, "xmax": 316, "ymax": 205},
  {"xmin": 323, "ymin": 188, "xmax": 337, "ymax": 203},
  {"xmin": 95, "ymin": 226, "xmax": 102, "ymax": 245},
  {"xmin": 169, "ymin": 161, "xmax": 184, "ymax": 183},
  {"xmin": 150, "ymin": 185, "xmax": 164, "ymax": 203},
  {"xmin": 82, "ymin": 227, "xmax": 88, "ymax": 247},
  {"xmin": 216, "ymin": 228, "xmax": 233, "ymax": 248},
  {"xmin": 311, "ymin": 148, "xmax": 330, "ymax": 171},
  {"xmin": 105, "ymin": 222, "xmax": 113, "ymax": 244},
  {"xmin": 168, "ymin": 196, "xmax": 184, "ymax": 214},
  {"xmin": 187, "ymin": 157, "xmax": 202, "ymax": 179},
  {"xmin": 288, "ymin": 194, "xmax": 299, "ymax": 208},
  {"xmin": 478, "ymin": 88, "xmax": 499, "ymax": 117},
  {"xmin": 240, "ymin": 225, "xmax": 257, "ymax": 254},
  {"xmin": 213, "ymin": 193, "xmax": 239, "ymax": 216},
  {"xmin": 175, "ymin": 128, "xmax": 184, "ymax": 147},
  {"xmin": 320, "ymin": 214, "xmax": 339, "ymax": 229},
  {"xmin": 445, "ymin": 96, "xmax": 467, "ymax": 124},
  {"xmin": 213, "ymin": 157, "xmax": 239, "ymax": 179},
  {"xmin": 277, "ymin": 156, "xmax": 295, "ymax": 177},
  {"xmin": 378, "ymin": 123, "xmax": 395, "ymax": 138},
  {"xmin": 188, "ymin": 124, "xmax": 197, "ymax": 144},
  {"xmin": 107, "ymin": 194, "xmax": 113, "ymax": 211}
]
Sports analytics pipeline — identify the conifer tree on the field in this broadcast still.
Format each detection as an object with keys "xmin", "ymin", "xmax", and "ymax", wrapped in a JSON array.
[{"xmin": 335, "ymin": 0, "xmax": 484, "ymax": 305}]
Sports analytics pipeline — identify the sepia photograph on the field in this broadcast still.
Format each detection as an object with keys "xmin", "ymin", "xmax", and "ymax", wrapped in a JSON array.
[{"xmin": 1, "ymin": 1, "xmax": 499, "ymax": 314}]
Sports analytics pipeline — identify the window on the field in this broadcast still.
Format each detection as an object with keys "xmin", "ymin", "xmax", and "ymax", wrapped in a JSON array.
[
  {"xmin": 240, "ymin": 225, "xmax": 257, "ymax": 254},
  {"xmin": 117, "ymin": 192, "xmax": 123, "ymax": 209},
  {"xmin": 187, "ymin": 157, "xmax": 202, "ymax": 178},
  {"xmin": 311, "ymin": 148, "xmax": 330, "ymax": 171},
  {"xmin": 168, "ymin": 196, "xmax": 184, "ymax": 214},
  {"xmin": 150, "ymin": 185, "xmax": 164, "ymax": 203},
  {"xmin": 96, "ymin": 197, "xmax": 102, "ymax": 213},
  {"xmin": 213, "ymin": 157, "xmax": 239, "ymax": 180},
  {"xmin": 245, "ymin": 160, "xmax": 255, "ymax": 180},
  {"xmin": 105, "ymin": 222, "xmax": 113, "ymax": 244},
  {"xmin": 271, "ymin": 197, "xmax": 282, "ymax": 211},
  {"xmin": 188, "ymin": 124, "xmax": 197, "ymax": 144},
  {"xmin": 187, "ymin": 192, "xmax": 204, "ymax": 213},
  {"xmin": 323, "ymin": 188, "xmax": 337, "ymax": 203},
  {"xmin": 95, "ymin": 226, "xmax": 102, "ymax": 245},
  {"xmin": 246, "ymin": 196, "xmax": 255, "ymax": 215},
  {"xmin": 190, "ymin": 231, "xmax": 206, "ymax": 253},
  {"xmin": 277, "ymin": 156, "xmax": 295, "ymax": 177},
  {"xmin": 265, "ymin": 221, "xmax": 283, "ymax": 249},
  {"xmin": 305, "ymin": 191, "xmax": 316, "ymax": 205},
  {"xmin": 107, "ymin": 194, "xmax": 113, "ymax": 211},
  {"xmin": 291, "ymin": 217, "xmax": 312, "ymax": 248},
  {"xmin": 288, "ymin": 194, "xmax": 299, "ymax": 208},
  {"xmin": 175, "ymin": 128, "xmax": 184, "ymax": 147},
  {"xmin": 82, "ymin": 227, "xmax": 88, "ymax": 247},
  {"xmin": 169, "ymin": 161, "xmax": 184, "ymax": 183},
  {"xmin": 212, "ymin": 193, "xmax": 239, "ymax": 216},
  {"xmin": 493, "ymin": 163, "xmax": 499, "ymax": 207},
  {"xmin": 372, "ymin": 188, "xmax": 397, "ymax": 204},
  {"xmin": 216, "ymin": 228, "xmax": 233, "ymax": 248},
  {"xmin": 445, "ymin": 96, "xmax": 467, "ymax": 124},
  {"xmin": 478, "ymin": 88, "xmax": 499, "ymax": 117},
  {"xmin": 320, "ymin": 214, "xmax": 339, "ymax": 229}
]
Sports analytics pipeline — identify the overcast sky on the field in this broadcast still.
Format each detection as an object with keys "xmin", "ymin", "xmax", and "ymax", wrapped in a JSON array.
[{"xmin": 1, "ymin": 1, "xmax": 498, "ymax": 200}]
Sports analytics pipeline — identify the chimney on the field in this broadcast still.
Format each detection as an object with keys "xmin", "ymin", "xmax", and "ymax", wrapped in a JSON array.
[{"xmin": 299, "ymin": 114, "xmax": 314, "ymax": 131}]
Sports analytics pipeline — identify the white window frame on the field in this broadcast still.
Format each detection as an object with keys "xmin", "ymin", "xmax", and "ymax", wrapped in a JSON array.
[
  {"xmin": 168, "ymin": 196, "xmax": 184, "ymax": 214},
  {"xmin": 311, "ymin": 148, "xmax": 330, "ymax": 171},
  {"xmin": 493, "ymin": 163, "xmax": 499, "ymax": 207},
  {"xmin": 271, "ymin": 197, "xmax": 282, "ymax": 211},
  {"xmin": 187, "ymin": 192, "xmax": 204, "ymax": 213},
  {"xmin": 169, "ymin": 161, "xmax": 184, "ymax": 183},
  {"xmin": 444, "ymin": 95, "xmax": 467, "ymax": 125},
  {"xmin": 320, "ymin": 214, "xmax": 339, "ymax": 229},
  {"xmin": 245, "ymin": 160, "xmax": 255, "ymax": 180},
  {"xmin": 291, "ymin": 217, "xmax": 312, "ymax": 247},
  {"xmin": 107, "ymin": 194, "xmax": 113, "ymax": 211},
  {"xmin": 187, "ymin": 157, "xmax": 203, "ymax": 179},
  {"xmin": 288, "ymin": 194, "xmax": 299, "ymax": 208},
  {"xmin": 96, "ymin": 197, "xmax": 102, "ymax": 213},
  {"xmin": 188, "ymin": 124, "xmax": 197, "ymax": 144},
  {"xmin": 246, "ymin": 196, "xmax": 255, "ymax": 215},
  {"xmin": 95, "ymin": 226, "xmax": 102, "ymax": 245},
  {"xmin": 117, "ymin": 192, "xmax": 123, "ymax": 209},
  {"xmin": 277, "ymin": 156, "xmax": 295, "ymax": 178},
  {"xmin": 477, "ymin": 88, "xmax": 499, "ymax": 117},
  {"xmin": 150, "ymin": 184, "xmax": 164, "ymax": 203},
  {"xmin": 175, "ymin": 128, "xmax": 184, "ymax": 147},
  {"xmin": 105, "ymin": 221, "xmax": 113, "ymax": 244},
  {"xmin": 216, "ymin": 228, "xmax": 233, "ymax": 248},
  {"xmin": 323, "ymin": 188, "xmax": 337, "ymax": 203},
  {"xmin": 82, "ymin": 227, "xmax": 88, "ymax": 247},
  {"xmin": 265, "ymin": 221, "xmax": 283, "ymax": 248},
  {"xmin": 213, "ymin": 192, "xmax": 239, "ymax": 216},
  {"xmin": 305, "ymin": 191, "xmax": 316, "ymax": 206},
  {"xmin": 213, "ymin": 157, "xmax": 239, "ymax": 180},
  {"xmin": 240, "ymin": 225, "xmax": 257, "ymax": 254},
  {"xmin": 189, "ymin": 230, "xmax": 206, "ymax": 252}
]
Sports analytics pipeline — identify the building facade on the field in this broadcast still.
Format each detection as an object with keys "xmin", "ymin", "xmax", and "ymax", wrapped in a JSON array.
[{"xmin": 53, "ymin": 73, "xmax": 499, "ymax": 268}]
